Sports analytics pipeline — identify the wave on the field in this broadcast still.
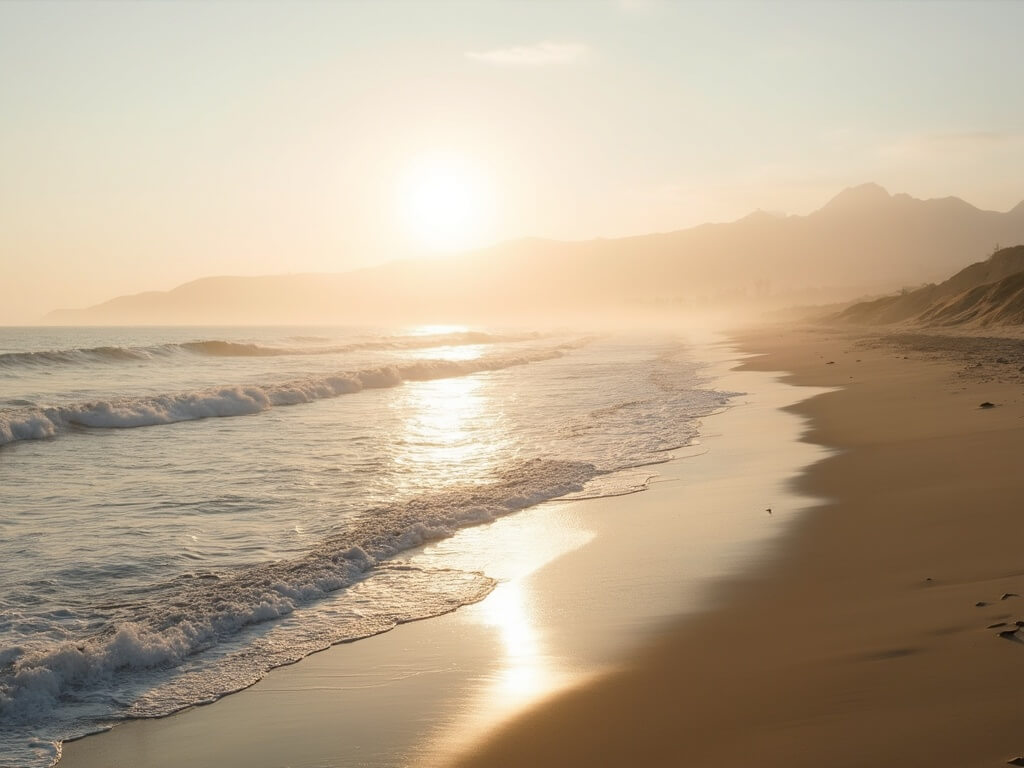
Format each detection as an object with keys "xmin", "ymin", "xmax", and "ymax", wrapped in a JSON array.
[
  {"xmin": 0, "ymin": 344, "xmax": 581, "ymax": 447},
  {"xmin": 182, "ymin": 332, "xmax": 544, "ymax": 358},
  {"xmin": 336, "ymin": 331, "xmax": 543, "ymax": 352},
  {"xmin": 0, "ymin": 458, "xmax": 596, "ymax": 729},
  {"xmin": 177, "ymin": 340, "xmax": 291, "ymax": 357},
  {"xmin": 0, "ymin": 346, "xmax": 150, "ymax": 368},
  {"xmin": 0, "ymin": 331, "xmax": 543, "ymax": 371}
]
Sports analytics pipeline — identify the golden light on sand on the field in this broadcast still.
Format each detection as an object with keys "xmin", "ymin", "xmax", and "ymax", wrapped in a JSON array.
[
  {"xmin": 398, "ymin": 151, "xmax": 492, "ymax": 251},
  {"xmin": 477, "ymin": 581, "xmax": 549, "ymax": 704}
]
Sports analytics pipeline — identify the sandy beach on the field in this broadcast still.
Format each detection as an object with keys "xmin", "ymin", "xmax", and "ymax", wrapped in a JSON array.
[
  {"xmin": 451, "ymin": 324, "xmax": 1024, "ymax": 768},
  {"xmin": 53, "ymin": 324, "xmax": 1024, "ymax": 768},
  {"xmin": 56, "ymin": 337, "xmax": 830, "ymax": 768}
]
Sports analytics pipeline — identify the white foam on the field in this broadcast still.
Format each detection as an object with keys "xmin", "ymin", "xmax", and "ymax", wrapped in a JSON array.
[
  {"xmin": 0, "ymin": 344, "xmax": 578, "ymax": 447},
  {"xmin": 0, "ymin": 459, "xmax": 595, "ymax": 750}
]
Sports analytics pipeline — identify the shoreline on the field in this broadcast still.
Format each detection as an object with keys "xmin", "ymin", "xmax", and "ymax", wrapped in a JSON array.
[
  {"xmin": 449, "ymin": 324, "xmax": 1024, "ymax": 768},
  {"xmin": 57, "ymin": 336, "xmax": 829, "ymax": 768}
]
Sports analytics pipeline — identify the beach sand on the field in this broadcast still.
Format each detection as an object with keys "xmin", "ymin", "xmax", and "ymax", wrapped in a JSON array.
[
  {"xmin": 58, "ymin": 339, "xmax": 829, "ymax": 768},
  {"xmin": 450, "ymin": 325, "xmax": 1024, "ymax": 768}
]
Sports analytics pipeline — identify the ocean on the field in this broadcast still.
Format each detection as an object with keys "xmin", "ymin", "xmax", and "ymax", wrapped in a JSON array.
[{"xmin": 0, "ymin": 326, "xmax": 734, "ymax": 767}]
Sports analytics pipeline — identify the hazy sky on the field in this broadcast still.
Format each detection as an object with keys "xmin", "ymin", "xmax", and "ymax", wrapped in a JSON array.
[{"xmin": 2, "ymin": 0, "xmax": 1024, "ymax": 323}]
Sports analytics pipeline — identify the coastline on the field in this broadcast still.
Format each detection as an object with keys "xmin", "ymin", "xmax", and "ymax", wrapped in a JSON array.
[
  {"xmin": 449, "ymin": 324, "xmax": 1024, "ymax": 768},
  {"xmin": 57, "ymin": 336, "xmax": 829, "ymax": 768}
]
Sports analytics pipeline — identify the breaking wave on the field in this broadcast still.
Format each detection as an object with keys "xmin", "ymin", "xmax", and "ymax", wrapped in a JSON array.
[
  {"xmin": 0, "ymin": 344, "xmax": 579, "ymax": 447},
  {"xmin": 0, "ymin": 459, "xmax": 596, "ymax": 739},
  {"xmin": 0, "ymin": 332, "xmax": 543, "ymax": 371},
  {"xmin": 0, "ymin": 346, "xmax": 150, "ymax": 368}
]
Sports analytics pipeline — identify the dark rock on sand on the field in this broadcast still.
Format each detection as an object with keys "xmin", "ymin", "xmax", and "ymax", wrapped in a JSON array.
[
  {"xmin": 997, "ymin": 628, "xmax": 1019, "ymax": 640},
  {"xmin": 979, "ymin": 402, "xmax": 996, "ymax": 408},
  {"xmin": 988, "ymin": 622, "xmax": 1008, "ymax": 629},
  {"xmin": 1000, "ymin": 593, "xmax": 1019, "ymax": 600}
]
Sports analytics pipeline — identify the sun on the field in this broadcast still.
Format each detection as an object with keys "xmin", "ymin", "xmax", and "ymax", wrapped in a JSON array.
[{"xmin": 398, "ymin": 151, "xmax": 491, "ymax": 252}]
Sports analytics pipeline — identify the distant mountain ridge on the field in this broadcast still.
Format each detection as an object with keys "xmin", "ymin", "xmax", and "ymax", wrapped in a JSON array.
[
  {"xmin": 44, "ymin": 184, "xmax": 1024, "ymax": 325},
  {"xmin": 836, "ymin": 245, "xmax": 1024, "ymax": 327}
]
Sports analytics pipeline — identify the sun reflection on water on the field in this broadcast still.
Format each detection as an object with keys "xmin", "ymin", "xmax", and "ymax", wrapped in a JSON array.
[
  {"xmin": 405, "ymin": 323, "xmax": 470, "ymax": 336},
  {"xmin": 413, "ymin": 343, "xmax": 486, "ymax": 362},
  {"xmin": 390, "ymin": 372, "xmax": 510, "ymax": 494}
]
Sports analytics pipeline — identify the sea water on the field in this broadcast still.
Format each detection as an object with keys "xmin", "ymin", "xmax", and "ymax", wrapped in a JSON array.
[{"xmin": 0, "ymin": 326, "xmax": 733, "ymax": 767}]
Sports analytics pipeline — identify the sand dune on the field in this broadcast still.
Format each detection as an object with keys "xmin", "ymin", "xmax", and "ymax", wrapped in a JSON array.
[{"xmin": 837, "ymin": 244, "xmax": 1024, "ymax": 326}]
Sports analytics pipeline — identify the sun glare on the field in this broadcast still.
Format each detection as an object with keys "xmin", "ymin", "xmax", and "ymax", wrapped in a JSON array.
[{"xmin": 398, "ymin": 151, "xmax": 492, "ymax": 252}]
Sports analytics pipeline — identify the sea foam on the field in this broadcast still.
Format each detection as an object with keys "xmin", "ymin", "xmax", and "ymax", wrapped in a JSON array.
[
  {"xmin": 0, "ymin": 344, "xmax": 578, "ymax": 447},
  {"xmin": 0, "ymin": 459, "xmax": 596, "ymax": 746}
]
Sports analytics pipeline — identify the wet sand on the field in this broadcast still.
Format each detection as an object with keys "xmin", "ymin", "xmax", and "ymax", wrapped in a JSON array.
[
  {"xmin": 58, "ymin": 340, "xmax": 830, "ymax": 768},
  {"xmin": 451, "ymin": 325, "xmax": 1024, "ymax": 768}
]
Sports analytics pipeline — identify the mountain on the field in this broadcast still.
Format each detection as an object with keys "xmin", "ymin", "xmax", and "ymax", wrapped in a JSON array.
[
  {"xmin": 44, "ymin": 184, "xmax": 1024, "ymax": 325},
  {"xmin": 835, "ymin": 245, "xmax": 1024, "ymax": 327}
]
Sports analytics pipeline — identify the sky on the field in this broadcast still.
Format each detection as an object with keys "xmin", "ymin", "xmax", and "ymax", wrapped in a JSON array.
[{"xmin": 2, "ymin": 0, "xmax": 1024, "ymax": 323}]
